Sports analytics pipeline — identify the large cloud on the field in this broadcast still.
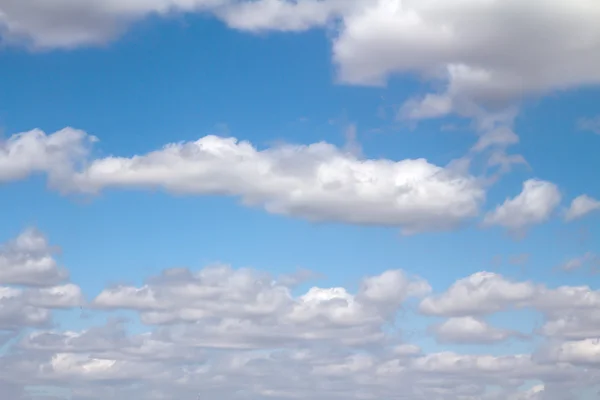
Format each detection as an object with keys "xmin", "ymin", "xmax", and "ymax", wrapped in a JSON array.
[
  {"xmin": 2, "ymin": 229, "xmax": 600, "ymax": 399},
  {"xmin": 2, "ymin": 0, "xmax": 600, "ymax": 110},
  {"xmin": 3, "ymin": 128, "xmax": 486, "ymax": 234},
  {"xmin": 92, "ymin": 266, "xmax": 430, "ymax": 347}
]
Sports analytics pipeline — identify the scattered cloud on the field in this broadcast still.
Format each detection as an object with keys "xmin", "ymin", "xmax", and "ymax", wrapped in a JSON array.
[
  {"xmin": 0, "ymin": 229, "xmax": 84, "ymax": 331},
  {"xmin": 0, "ymin": 228, "xmax": 68, "ymax": 286},
  {"xmin": 432, "ymin": 316, "xmax": 520, "ymax": 344},
  {"xmin": 556, "ymin": 252, "xmax": 596, "ymax": 272},
  {"xmin": 0, "ymin": 229, "xmax": 600, "ymax": 398},
  {"xmin": 419, "ymin": 272, "xmax": 538, "ymax": 317},
  {"xmin": 577, "ymin": 115, "xmax": 600, "ymax": 135},
  {"xmin": 1, "ymin": 1, "xmax": 600, "ymax": 111},
  {"xmin": 483, "ymin": 179, "xmax": 561, "ymax": 233},
  {"xmin": 564, "ymin": 194, "xmax": 600, "ymax": 221}
]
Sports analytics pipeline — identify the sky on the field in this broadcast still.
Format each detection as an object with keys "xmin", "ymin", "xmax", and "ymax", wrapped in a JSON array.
[{"xmin": 0, "ymin": 0, "xmax": 600, "ymax": 399}]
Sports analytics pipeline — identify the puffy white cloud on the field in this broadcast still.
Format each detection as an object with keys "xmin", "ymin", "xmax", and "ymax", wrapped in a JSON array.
[
  {"xmin": 539, "ymin": 309, "xmax": 600, "ymax": 341},
  {"xmin": 3, "ymin": 128, "xmax": 485, "ymax": 234},
  {"xmin": 0, "ymin": 128, "xmax": 93, "ymax": 186},
  {"xmin": 71, "ymin": 135, "xmax": 485, "ymax": 235},
  {"xmin": 564, "ymin": 194, "xmax": 600, "ymax": 221},
  {"xmin": 419, "ymin": 272, "xmax": 538, "ymax": 317},
  {"xmin": 2, "ymin": 229, "xmax": 600, "ymax": 398},
  {"xmin": 2, "ymin": 1, "xmax": 600, "ymax": 113},
  {"xmin": 0, "ymin": 229, "xmax": 84, "ymax": 331},
  {"xmin": 483, "ymin": 179, "xmax": 561, "ymax": 232},
  {"xmin": 0, "ymin": 0, "xmax": 230, "ymax": 49},
  {"xmin": 0, "ymin": 228, "xmax": 69, "ymax": 286},
  {"xmin": 432, "ymin": 316, "xmax": 518, "ymax": 344},
  {"xmin": 332, "ymin": 0, "xmax": 600, "ymax": 111},
  {"xmin": 93, "ymin": 266, "xmax": 428, "ymax": 347},
  {"xmin": 542, "ymin": 339, "xmax": 600, "ymax": 366}
]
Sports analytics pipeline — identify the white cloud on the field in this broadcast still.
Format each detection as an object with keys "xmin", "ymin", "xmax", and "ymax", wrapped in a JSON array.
[
  {"xmin": 332, "ymin": 0, "xmax": 600, "ymax": 111},
  {"xmin": 419, "ymin": 272, "xmax": 538, "ymax": 317},
  {"xmin": 0, "ymin": 228, "xmax": 68, "ymax": 286},
  {"xmin": 2, "ymin": 231, "xmax": 600, "ymax": 398},
  {"xmin": 432, "ymin": 316, "xmax": 517, "ymax": 344},
  {"xmin": 0, "ymin": 128, "xmax": 93, "ymax": 186},
  {"xmin": 1, "ymin": 1, "xmax": 600, "ymax": 113},
  {"xmin": 0, "ymin": 229, "xmax": 84, "ymax": 332},
  {"xmin": 93, "ymin": 266, "xmax": 427, "ymax": 347},
  {"xmin": 542, "ymin": 339, "xmax": 600, "ymax": 366},
  {"xmin": 4, "ymin": 128, "xmax": 485, "ymax": 234},
  {"xmin": 556, "ymin": 252, "xmax": 596, "ymax": 272},
  {"xmin": 564, "ymin": 194, "xmax": 600, "ymax": 221},
  {"xmin": 483, "ymin": 179, "xmax": 561, "ymax": 232}
]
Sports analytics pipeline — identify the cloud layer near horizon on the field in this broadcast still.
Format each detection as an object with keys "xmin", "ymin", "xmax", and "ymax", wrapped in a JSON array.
[{"xmin": 2, "ymin": 228, "xmax": 600, "ymax": 399}]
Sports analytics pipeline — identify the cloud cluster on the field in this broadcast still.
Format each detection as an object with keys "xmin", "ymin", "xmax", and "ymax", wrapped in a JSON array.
[
  {"xmin": 3, "ymin": 1, "xmax": 600, "ymax": 110},
  {"xmin": 1, "ymin": 229, "xmax": 600, "ymax": 399},
  {"xmin": 0, "ymin": 229, "xmax": 84, "ymax": 331},
  {"xmin": 5, "ymin": 127, "xmax": 596, "ymax": 236}
]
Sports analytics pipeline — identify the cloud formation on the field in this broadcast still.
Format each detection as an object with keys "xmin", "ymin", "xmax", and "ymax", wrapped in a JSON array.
[
  {"xmin": 564, "ymin": 194, "xmax": 600, "ymax": 222},
  {"xmin": 1, "ymin": 229, "xmax": 600, "ymax": 399},
  {"xmin": 483, "ymin": 179, "xmax": 561, "ymax": 233},
  {"xmin": 3, "ymin": 128, "xmax": 487, "ymax": 235},
  {"xmin": 0, "ymin": 229, "xmax": 84, "ymax": 331},
  {"xmin": 3, "ymin": 0, "xmax": 600, "ymax": 112}
]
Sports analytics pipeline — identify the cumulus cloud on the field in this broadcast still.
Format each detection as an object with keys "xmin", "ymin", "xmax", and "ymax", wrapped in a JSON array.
[
  {"xmin": 92, "ymin": 265, "xmax": 428, "ymax": 347},
  {"xmin": 2, "ymin": 230, "xmax": 600, "ymax": 398},
  {"xmin": 3, "ymin": 128, "xmax": 485, "ymax": 234},
  {"xmin": 432, "ymin": 316, "xmax": 519, "ymax": 344},
  {"xmin": 0, "ymin": 128, "xmax": 94, "ymax": 186},
  {"xmin": 483, "ymin": 179, "xmax": 561, "ymax": 233},
  {"xmin": 419, "ymin": 272, "xmax": 538, "ymax": 317},
  {"xmin": 0, "ymin": 229, "xmax": 84, "ymax": 332},
  {"xmin": 564, "ymin": 194, "xmax": 600, "ymax": 221},
  {"xmin": 1, "ymin": 1, "xmax": 600, "ymax": 110},
  {"xmin": 0, "ymin": 228, "xmax": 68, "ymax": 286},
  {"xmin": 332, "ymin": 0, "xmax": 600, "ymax": 111}
]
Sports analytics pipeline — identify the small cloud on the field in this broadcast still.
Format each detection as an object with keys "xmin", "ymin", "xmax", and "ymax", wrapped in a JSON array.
[
  {"xmin": 577, "ymin": 116, "xmax": 600, "ymax": 134},
  {"xmin": 556, "ymin": 252, "xmax": 596, "ymax": 273},
  {"xmin": 564, "ymin": 194, "xmax": 600, "ymax": 222},
  {"xmin": 343, "ymin": 123, "xmax": 363, "ymax": 157}
]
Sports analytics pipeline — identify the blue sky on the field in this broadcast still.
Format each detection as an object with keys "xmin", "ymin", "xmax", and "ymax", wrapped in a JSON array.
[{"xmin": 1, "ymin": 1, "xmax": 600, "ymax": 399}]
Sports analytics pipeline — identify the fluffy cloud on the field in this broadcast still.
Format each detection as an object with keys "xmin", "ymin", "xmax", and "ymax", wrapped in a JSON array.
[
  {"xmin": 0, "ymin": 228, "xmax": 69, "ymax": 286},
  {"xmin": 564, "ymin": 194, "xmax": 600, "ymax": 221},
  {"xmin": 92, "ymin": 266, "xmax": 429, "ymax": 347},
  {"xmin": 432, "ymin": 316, "xmax": 518, "ymax": 344},
  {"xmin": 3, "ymin": 128, "xmax": 486, "ymax": 234},
  {"xmin": 2, "ymin": 230, "xmax": 600, "ymax": 399},
  {"xmin": 333, "ymin": 0, "xmax": 600, "ymax": 112},
  {"xmin": 0, "ymin": 128, "xmax": 93, "ymax": 187},
  {"xmin": 419, "ymin": 272, "xmax": 538, "ymax": 317},
  {"xmin": 483, "ymin": 179, "xmax": 561, "ymax": 233},
  {"xmin": 2, "ymin": 1, "xmax": 600, "ymax": 110},
  {"xmin": 0, "ymin": 229, "xmax": 84, "ymax": 331}
]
